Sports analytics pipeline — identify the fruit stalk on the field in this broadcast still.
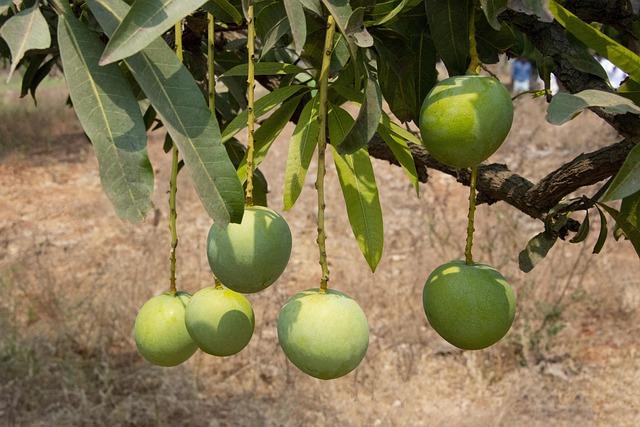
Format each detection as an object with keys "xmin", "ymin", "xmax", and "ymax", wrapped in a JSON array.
[
  {"xmin": 467, "ymin": 2, "xmax": 480, "ymax": 75},
  {"xmin": 169, "ymin": 21, "xmax": 184, "ymax": 293},
  {"xmin": 465, "ymin": 166, "xmax": 478, "ymax": 265},
  {"xmin": 316, "ymin": 15, "xmax": 336, "ymax": 292},
  {"xmin": 245, "ymin": 0, "xmax": 256, "ymax": 206},
  {"xmin": 208, "ymin": 12, "xmax": 215, "ymax": 113}
]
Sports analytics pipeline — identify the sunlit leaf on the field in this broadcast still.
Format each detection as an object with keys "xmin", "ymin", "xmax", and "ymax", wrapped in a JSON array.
[
  {"xmin": 377, "ymin": 114, "xmax": 420, "ymax": 195},
  {"xmin": 546, "ymin": 90, "xmax": 640, "ymax": 126},
  {"xmin": 425, "ymin": 0, "xmax": 470, "ymax": 76},
  {"xmin": 598, "ymin": 203, "xmax": 640, "ymax": 257},
  {"xmin": 284, "ymin": 0, "xmax": 306, "ymax": 54},
  {"xmin": 601, "ymin": 143, "xmax": 640, "ymax": 202},
  {"xmin": 519, "ymin": 231, "xmax": 557, "ymax": 273}
]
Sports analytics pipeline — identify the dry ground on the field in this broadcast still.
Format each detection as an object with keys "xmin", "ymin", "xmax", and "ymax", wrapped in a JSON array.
[{"xmin": 1, "ymin": 78, "xmax": 639, "ymax": 426}]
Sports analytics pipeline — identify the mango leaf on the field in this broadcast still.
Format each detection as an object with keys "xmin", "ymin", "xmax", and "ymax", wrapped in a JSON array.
[
  {"xmin": 570, "ymin": 211, "xmax": 590, "ymax": 243},
  {"xmin": 222, "ymin": 85, "xmax": 306, "ymax": 143},
  {"xmin": 549, "ymin": 0, "xmax": 640, "ymax": 83},
  {"xmin": 300, "ymin": 0, "xmax": 323, "ymax": 16},
  {"xmin": 225, "ymin": 140, "xmax": 269, "ymax": 207},
  {"xmin": 600, "ymin": 143, "xmax": 640, "ymax": 202},
  {"xmin": 258, "ymin": 3, "xmax": 290, "ymax": 58},
  {"xmin": 100, "ymin": 0, "xmax": 209, "ymax": 65},
  {"xmin": 480, "ymin": 0, "xmax": 507, "ymax": 30},
  {"xmin": 284, "ymin": 0, "xmax": 306, "ymax": 53},
  {"xmin": 203, "ymin": 0, "xmax": 243, "ymax": 24},
  {"xmin": 620, "ymin": 191, "xmax": 640, "ymax": 232},
  {"xmin": 508, "ymin": 0, "xmax": 552, "ymax": 22},
  {"xmin": 331, "ymin": 147, "xmax": 384, "ymax": 271},
  {"xmin": 546, "ymin": 90, "xmax": 640, "ymax": 125},
  {"xmin": 593, "ymin": 206, "xmax": 608, "ymax": 254},
  {"xmin": 283, "ymin": 96, "xmax": 320, "ymax": 210},
  {"xmin": 321, "ymin": 0, "xmax": 372, "ymax": 59},
  {"xmin": 372, "ymin": 0, "xmax": 413, "ymax": 26},
  {"xmin": 57, "ymin": 13, "xmax": 153, "ymax": 223},
  {"xmin": 221, "ymin": 61, "xmax": 306, "ymax": 77},
  {"xmin": 237, "ymin": 94, "xmax": 302, "ymax": 182},
  {"xmin": 327, "ymin": 103, "xmax": 354, "ymax": 147},
  {"xmin": 377, "ymin": 114, "xmax": 420, "ymax": 195},
  {"xmin": 618, "ymin": 78, "xmax": 640, "ymax": 105},
  {"xmin": 89, "ymin": 0, "xmax": 245, "ymax": 225},
  {"xmin": 518, "ymin": 231, "xmax": 557, "ymax": 273},
  {"xmin": 425, "ymin": 0, "xmax": 470, "ymax": 76},
  {"xmin": 338, "ymin": 50, "xmax": 383, "ymax": 154},
  {"xmin": 598, "ymin": 203, "xmax": 640, "ymax": 257},
  {"xmin": 0, "ymin": 4, "xmax": 51, "ymax": 82}
]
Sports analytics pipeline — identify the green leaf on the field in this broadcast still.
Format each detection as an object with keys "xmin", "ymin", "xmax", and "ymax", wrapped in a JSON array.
[
  {"xmin": 372, "ymin": 0, "xmax": 412, "ymax": 26},
  {"xmin": 328, "ymin": 104, "xmax": 354, "ymax": 147},
  {"xmin": 284, "ymin": 0, "xmax": 306, "ymax": 54},
  {"xmin": 508, "ymin": 0, "xmax": 552, "ymax": 22},
  {"xmin": 258, "ymin": 3, "xmax": 290, "ymax": 58},
  {"xmin": 546, "ymin": 90, "xmax": 640, "ymax": 125},
  {"xmin": 480, "ymin": 0, "xmax": 507, "ymax": 30},
  {"xmin": 338, "ymin": 51, "xmax": 383, "ymax": 154},
  {"xmin": 237, "ymin": 94, "xmax": 302, "ymax": 182},
  {"xmin": 377, "ymin": 114, "xmax": 420, "ymax": 195},
  {"xmin": 331, "ymin": 144, "xmax": 384, "ymax": 272},
  {"xmin": 0, "ymin": 4, "xmax": 51, "ymax": 82},
  {"xmin": 89, "ymin": 0, "xmax": 245, "ymax": 225},
  {"xmin": 548, "ymin": 0, "xmax": 640, "ymax": 83},
  {"xmin": 518, "ymin": 231, "xmax": 557, "ymax": 273},
  {"xmin": 57, "ymin": 13, "xmax": 153, "ymax": 223},
  {"xmin": 221, "ymin": 85, "xmax": 306, "ymax": 143},
  {"xmin": 570, "ymin": 211, "xmax": 590, "ymax": 243},
  {"xmin": 221, "ymin": 62, "xmax": 306, "ymax": 77},
  {"xmin": 283, "ymin": 96, "xmax": 320, "ymax": 210},
  {"xmin": 619, "ymin": 191, "xmax": 640, "ymax": 234},
  {"xmin": 598, "ymin": 203, "xmax": 640, "ymax": 257},
  {"xmin": 99, "ymin": 0, "xmax": 209, "ymax": 65},
  {"xmin": 593, "ymin": 206, "xmax": 608, "ymax": 254},
  {"xmin": 203, "ymin": 0, "xmax": 243, "ymax": 24},
  {"xmin": 321, "ymin": 0, "xmax": 372, "ymax": 59},
  {"xmin": 600, "ymin": 143, "xmax": 640, "ymax": 202},
  {"xmin": 425, "ymin": 0, "xmax": 470, "ymax": 76},
  {"xmin": 300, "ymin": 0, "xmax": 322, "ymax": 16}
]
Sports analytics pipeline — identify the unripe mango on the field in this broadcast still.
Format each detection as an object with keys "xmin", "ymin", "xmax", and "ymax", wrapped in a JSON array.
[
  {"xmin": 419, "ymin": 75, "xmax": 513, "ymax": 168},
  {"xmin": 185, "ymin": 286, "xmax": 254, "ymax": 357},
  {"xmin": 207, "ymin": 206, "xmax": 292, "ymax": 294},
  {"xmin": 277, "ymin": 289, "xmax": 369, "ymax": 380},
  {"xmin": 423, "ymin": 260, "xmax": 516, "ymax": 350},
  {"xmin": 134, "ymin": 292, "xmax": 198, "ymax": 367}
]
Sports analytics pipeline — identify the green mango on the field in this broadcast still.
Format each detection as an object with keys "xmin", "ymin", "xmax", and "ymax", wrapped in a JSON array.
[
  {"xmin": 278, "ymin": 289, "xmax": 369, "ymax": 380},
  {"xmin": 134, "ymin": 292, "xmax": 198, "ymax": 367},
  {"xmin": 207, "ymin": 206, "xmax": 292, "ymax": 294},
  {"xmin": 419, "ymin": 75, "xmax": 514, "ymax": 168},
  {"xmin": 423, "ymin": 260, "xmax": 516, "ymax": 350},
  {"xmin": 185, "ymin": 286, "xmax": 254, "ymax": 357}
]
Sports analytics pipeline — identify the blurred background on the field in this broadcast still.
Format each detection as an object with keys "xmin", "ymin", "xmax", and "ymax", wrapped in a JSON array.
[{"xmin": 1, "ymin": 59, "xmax": 639, "ymax": 426}]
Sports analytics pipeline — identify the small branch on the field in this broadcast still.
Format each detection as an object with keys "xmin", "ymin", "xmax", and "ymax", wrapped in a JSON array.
[
  {"xmin": 465, "ymin": 166, "xmax": 478, "ymax": 264},
  {"xmin": 245, "ymin": 1, "xmax": 256, "ymax": 206}
]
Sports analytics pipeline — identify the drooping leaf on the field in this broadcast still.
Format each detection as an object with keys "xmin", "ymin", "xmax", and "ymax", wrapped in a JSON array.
[
  {"xmin": 327, "ymin": 103, "xmax": 354, "ymax": 147},
  {"xmin": 346, "ymin": 7, "xmax": 374, "ymax": 48},
  {"xmin": 372, "ymin": 0, "xmax": 413, "ymax": 26},
  {"xmin": 221, "ymin": 61, "xmax": 306, "ymax": 77},
  {"xmin": 225, "ymin": 139, "xmax": 269, "ymax": 207},
  {"xmin": 300, "ymin": 0, "xmax": 323, "ymax": 16},
  {"xmin": 99, "ymin": 0, "xmax": 209, "ymax": 65},
  {"xmin": 548, "ymin": 0, "xmax": 640, "ymax": 83},
  {"xmin": 203, "ymin": 0, "xmax": 243, "ymax": 24},
  {"xmin": 331, "ymin": 144, "xmax": 384, "ymax": 271},
  {"xmin": 598, "ymin": 203, "xmax": 640, "ymax": 257},
  {"xmin": 321, "ymin": 0, "xmax": 372, "ymax": 59},
  {"xmin": 619, "ymin": 191, "xmax": 640, "ymax": 233},
  {"xmin": 425, "ymin": 0, "xmax": 470, "ymax": 76},
  {"xmin": 89, "ymin": 0, "xmax": 245, "ymax": 225},
  {"xmin": 283, "ymin": 96, "xmax": 320, "ymax": 210},
  {"xmin": 480, "ymin": 0, "xmax": 507, "ymax": 30},
  {"xmin": 338, "ymin": 50, "xmax": 383, "ymax": 154},
  {"xmin": 0, "ymin": 4, "xmax": 51, "ymax": 81},
  {"xmin": 257, "ymin": 2, "xmax": 291, "ymax": 58},
  {"xmin": 601, "ymin": 143, "xmax": 640, "ymax": 202},
  {"xmin": 284, "ymin": 0, "xmax": 306, "ymax": 54},
  {"xmin": 570, "ymin": 211, "xmax": 590, "ymax": 243},
  {"xmin": 377, "ymin": 114, "xmax": 420, "ymax": 195},
  {"xmin": 546, "ymin": 90, "xmax": 640, "ymax": 125},
  {"xmin": 518, "ymin": 231, "xmax": 557, "ymax": 273},
  {"xmin": 593, "ymin": 206, "xmax": 608, "ymax": 254},
  {"xmin": 222, "ymin": 85, "xmax": 306, "ymax": 143},
  {"xmin": 237, "ymin": 94, "xmax": 302, "ymax": 182},
  {"xmin": 57, "ymin": 12, "xmax": 153, "ymax": 223}
]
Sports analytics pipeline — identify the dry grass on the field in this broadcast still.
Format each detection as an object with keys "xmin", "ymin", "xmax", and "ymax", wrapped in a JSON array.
[{"xmin": 0, "ymin": 79, "xmax": 639, "ymax": 426}]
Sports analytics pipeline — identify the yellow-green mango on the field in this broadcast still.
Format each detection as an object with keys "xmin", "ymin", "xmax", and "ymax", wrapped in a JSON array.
[
  {"xmin": 134, "ymin": 292, "xmax": 198, "ymax": 367},
  {"xmin": 207, "ymin": 206, "xmax": 292, "ymax": 294},
  {"xmin": 185, "ymin": 286, "xmax": 254, "ymax": 357},
  {"xmin": 277, "ymin": 289, "xmax": 369, "ymax": 380},
  {"xmin": 419, "ymin": 75, "xmax": 513, "ymax": 168},
  {"xmin": 423, "ymin": 260, "xmax": 516, "ymax": 350}
]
